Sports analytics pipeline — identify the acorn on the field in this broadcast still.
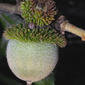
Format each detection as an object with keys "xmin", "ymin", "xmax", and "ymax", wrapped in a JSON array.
[{"xmin": 4, "ymin": 23, "xmax": 66, "ymax": 84}]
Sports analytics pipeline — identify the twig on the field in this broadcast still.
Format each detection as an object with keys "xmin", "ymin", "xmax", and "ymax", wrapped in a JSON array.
[
  {"xmin": 56, "ymin": 16, "xmax": 85, "ymax": 41},
  {"xmin": 60, "ymin": 20, "xmax": 85, "ymax": 41},
  {"xmin": 0, "ymin": 3, "xmax": 21, "ymax": 14}
]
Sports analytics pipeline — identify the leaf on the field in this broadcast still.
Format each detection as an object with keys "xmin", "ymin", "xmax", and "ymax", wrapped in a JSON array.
[
  {"xmin": 34, "ymin": 73, "xmax": 55, "ymax": 85},
  {"xmin": 0, "ymin": 11, "xmax": 23, "ymax": 58},
  {"xmin": 0, "ymin": 11, "xmax": 23, "ymax": 28}
]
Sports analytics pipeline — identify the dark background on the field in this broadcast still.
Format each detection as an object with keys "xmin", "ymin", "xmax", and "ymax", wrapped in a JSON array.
[{"xmin": 0, "ymin": 0, "xmax": 83, "ymax": 85}]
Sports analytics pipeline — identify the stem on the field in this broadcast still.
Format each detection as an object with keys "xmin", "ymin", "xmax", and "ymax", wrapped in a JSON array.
[
  {"xmin": 60, "ymin": 20, "xmax": 85, "ymax": 41},
  {"xmin": 26, "ymin": 81, "xmax": 32, "ymax": 85}
]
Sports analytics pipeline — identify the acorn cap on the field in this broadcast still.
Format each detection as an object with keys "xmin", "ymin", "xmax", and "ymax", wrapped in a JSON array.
[
  {"xmin": 20, "ymin": 0, "xmax": 57, "ymax": 27},
  {"xmin": 4, "ymin": 24, "xmax": 67, "ymax": 48}
]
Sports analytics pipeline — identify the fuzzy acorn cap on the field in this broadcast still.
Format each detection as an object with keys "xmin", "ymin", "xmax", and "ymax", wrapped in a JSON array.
[
  {"xmin": 20, "ymin": 0, "xmax": 57, "ymax": 27},
  {"xmin": 4, "ymin": 24, "xmax": 67, "ymax": 48}
]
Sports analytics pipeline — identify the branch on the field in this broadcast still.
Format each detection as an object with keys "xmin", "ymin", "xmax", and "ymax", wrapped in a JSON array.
[
  {"xmin": 55, "ymin": 16, "xmax": 85, "ymax": 41},
  {"xmin": 60, "ymin": 21, "xmax": 85, "ymax": 41},
  {"xmin": 0, "ymin": 3, "xmax": 21, "ymax": 14}
]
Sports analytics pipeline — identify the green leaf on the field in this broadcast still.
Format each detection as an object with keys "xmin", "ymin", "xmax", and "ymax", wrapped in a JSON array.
[
  {"xmin": 1, "ymin": 13, "xmax": 15, "ymax": 25},
  {"xmin": 0, "ymin": 73, "xmax": 23, "ymax": 85},
  {"xmin": 0, "ymin": 17, "xmax": 6, "ymax": 28},
  {"xmin": 34, "ymin": 73, "xmax": 55, "ymax": 85}
]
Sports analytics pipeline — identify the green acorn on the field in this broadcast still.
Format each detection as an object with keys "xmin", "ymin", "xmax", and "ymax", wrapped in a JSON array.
[{"xmin": 4, "ymin": 23, "xmax": 66, "ymax": 83}]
